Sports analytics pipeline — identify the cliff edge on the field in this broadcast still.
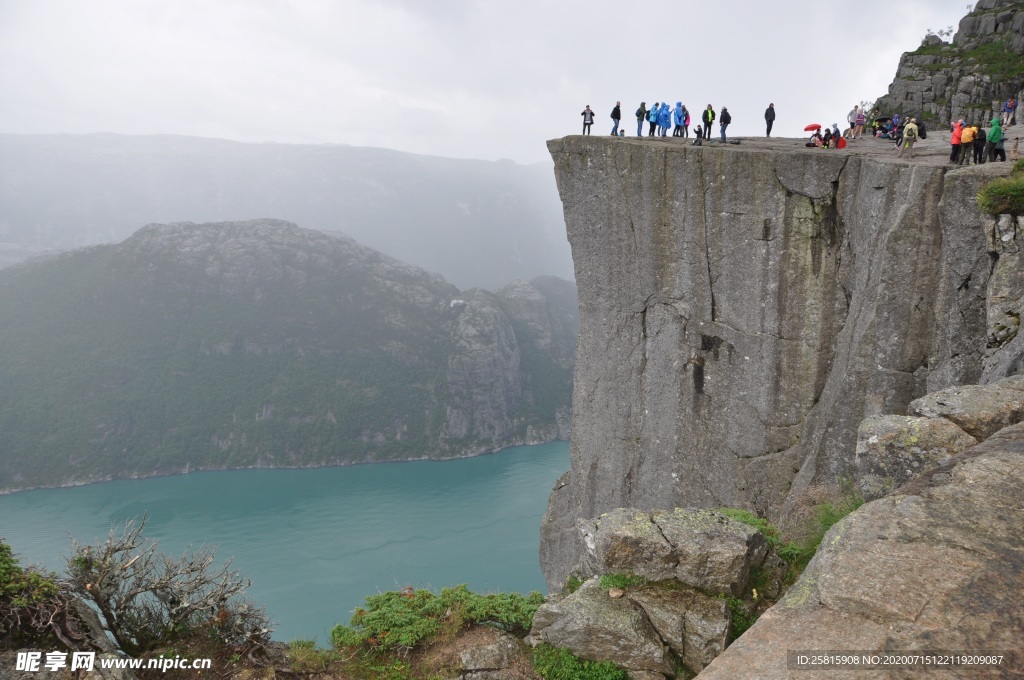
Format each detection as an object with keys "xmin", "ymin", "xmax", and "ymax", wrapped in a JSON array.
[{"xmin": 540, "ymin": 134, "xmax": 1021, "ymax": 591}]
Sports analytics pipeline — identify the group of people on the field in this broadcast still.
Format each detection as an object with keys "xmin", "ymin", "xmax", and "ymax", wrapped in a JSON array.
[
  {"xmin": 581, "ymin": 102, "xmax": 733, "ymax": 142},
  {"xmin": 948, "ymin": 117, "xmax": 1015, "ymax": 165},
  {"xmin": 581, "ymin": 97, "xmax": 1020, "ymax": 161}
]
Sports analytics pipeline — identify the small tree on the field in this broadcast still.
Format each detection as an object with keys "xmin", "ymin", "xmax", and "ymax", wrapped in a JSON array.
[
  {"xmin": 0, "ymin": 540, "xmax": 84, "ymax": 648},
  {"xmin": 65, "ymin": 516, "xmax": 272, "ymax": 656}
]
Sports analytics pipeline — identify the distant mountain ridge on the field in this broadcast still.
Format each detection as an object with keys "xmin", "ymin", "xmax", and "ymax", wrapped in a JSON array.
[
  {"xmin": 0, "ymin": 219, "xmax": 577, "ymax": 492},
  {"xmin": 0, "ymin": 133, "xmax": 572, "ymax": 290}
]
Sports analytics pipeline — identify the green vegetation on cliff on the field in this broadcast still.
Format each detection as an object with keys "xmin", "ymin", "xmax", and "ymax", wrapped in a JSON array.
[{"xmin": 978, "ymin": 159, "xmax": 1024, "ymax": 215}]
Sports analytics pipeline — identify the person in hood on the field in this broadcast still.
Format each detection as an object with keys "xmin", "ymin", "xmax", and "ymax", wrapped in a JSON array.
[
  {"xmin": 986, "ymin": 117, "xmax": 1003, "ymax": 162},
  {"xmin": 765, "ymin": 103, "xmax": 775, "ymax": 137},
  {"xmin": 636, "ymin": 102, "xmax": 647, "ymax": 137},
  {"xmin": 682, "ymin": 106, "xmax": 691, "ymax": 138},
  {"xmin": 648, "ymin": 102, "xmax": 659, "ymax": 136},
  {"xmin": 673, "ymin": 102, "xmax": 685, "ymax": 137},
  {"xmin": 658, "ymin": 102, "xmax": 671, "ymax": 137}
]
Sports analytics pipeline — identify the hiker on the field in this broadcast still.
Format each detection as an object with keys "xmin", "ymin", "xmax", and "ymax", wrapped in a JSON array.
[
  {"xmin": 658, "ymin": 102, "xmax": 671, "ymax": 137},
  {"xmin": 847, "ymin": 105, "xmax": 859, "ymax": 138},
  {"xmin": 831, "ymin": 123, "xmax": 842, "ymax": 147},
  {"xmin": 581, "ymin": 106, "xmax": 595, "ymax": 134},
  {"xmin": 648, "ymin": 102, "xmax": 659, "ymax": 136},
  {"xmin": 973, "ymin": 124, "xmax": 987, "ymax": 164},
  {"xmin": 610, "ymin": 101, "xmax": 621, "ymax": 136},
  {"xmin": 1003, "ymin": 97, "xmax": 1017, "ymax": 127},
  {"xmin": 702, "ymin": 105, "xmax": 715, "ymax": 140},
  {"xmin": 673, "ymin": 102, "xmax": 685, "ymax": 137},
  {"xmin": 986, "ymin": 117, "xmax": 1003, "ymax": 162},
  {"xmin": 949, "ymin": 119, "xmax": 964, "ymax": 164},
  {"xmin": 854, "ymin": 108, "xmax": 866, "ymax": 139},
  {"xmin": 692, "ymin": 125, "xmax": 703, "ymax": 145},
  {"xmin": 958, "ymin": 123, "xmax": 976, "ymax": 164},
  {"xmin": 765, "ymin": 103, "xmax": 775, "ymax": 137},
  {"xmin": 897, "ymin": 117, "xmax": 919, "ymax": 158},
  {"xmin": 682, "ymin": 105, "xmax": 691, "ymax": 138},
  {"xmin": 635, "ymin": 102, "xmax": 647, "ymax": 137},
  {"xmin": 822, "ymin": 128, "xmax": 833, "ymax": 148},
  {"xmin": 719, "ymin": 107, "xmax": 732, "ymax": 142}
]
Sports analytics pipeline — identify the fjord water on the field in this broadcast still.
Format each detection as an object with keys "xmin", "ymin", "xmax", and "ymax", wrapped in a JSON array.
[{"xmin": 0, "ymin": 441, "xmax": 569, "ymax": 642}]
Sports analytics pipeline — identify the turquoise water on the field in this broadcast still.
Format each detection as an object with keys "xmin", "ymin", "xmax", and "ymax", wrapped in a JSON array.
[{"xmin": 0, "ymin": 441, "xmax": 569, "ymax": 643}]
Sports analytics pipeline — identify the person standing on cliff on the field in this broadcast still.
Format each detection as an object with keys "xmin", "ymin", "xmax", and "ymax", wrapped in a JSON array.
[
  {"xmin": 897, "ymin": 117, "xmax": 919, "ymax": 158},
  {"xmin": 658, "ymin": 102, "xmax": 671, "ymax": 137},
  {"xmin": 719, "ymin": 106, "xmax": 732, "ymax": 141},
  {"xmin": 673, "ymin": 102, "xmax": 685, "ymax": 137},
  {"xmin": 846, "ymin": 105, "xmax": 859, "ymax": 138},
  {"xmin": 648, "ymin": 102, "xmax": 659, "ymax": 136},
  {"xmin": 958, "ymin": 123, "xmax": 976, "ymax": 164},
  {"xmin": 635, "ymin": 102, "xmax": 647, "ymax": 137},
  {"xmin": 765, "ymin": 103, "xmax": 775, "ymax": 137},
  {"xmin": 986, "ymin": 117, "xmax": 1003, "ymax": 162},
  {"xmin": 581, "ymin": 106, "xmax": 595, "ymax": 135},
  {"xmin": 949, "ymin": 119, "xmax": 964, "ymax": 164},
  {"xmin": 610, "ymin": 101, "xmax": 621, "ymax": 136},
  {"xmin": 702, "ymin": 105, "xmax": 715, "ymax": 140}
]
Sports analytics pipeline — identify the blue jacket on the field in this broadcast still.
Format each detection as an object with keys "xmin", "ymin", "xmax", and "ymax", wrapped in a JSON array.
[
  {"xmin": 674, "ymin": 103, "xmax": 684, "ymax": 126},
  {"xmin": 658, "ymin": 103, "xmax": 671, "ymax": 128}
]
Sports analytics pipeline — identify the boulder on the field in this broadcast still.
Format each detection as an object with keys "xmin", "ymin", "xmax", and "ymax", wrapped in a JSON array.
[
  {"xmin": 652, "ymin": 508, "xmax": 767, "ymax": 597},
  {"xmin": 697, "ymin": 422, "xmax": 1024, "ymax": 679},
  {"xmin": 529, "ymin": 577, "xmax": 674, "ymax": 676},
  {"xmin": 853, "ymin": 415, "xmax": 977, "ymax": 500},
  {"xmin": 577, "ymin": 508, "xmax": 676, "ymax": 581},
  {"xmin": 459, "ymin": 631, "xmax": 519, "ymax": 673},
  {"xmin": 629, "ymin": 586, "xmax": 730, "ymax": 675},
  {"xmin": 908, "ymin": 383, "xmax": 1024, "ymax": 439}
]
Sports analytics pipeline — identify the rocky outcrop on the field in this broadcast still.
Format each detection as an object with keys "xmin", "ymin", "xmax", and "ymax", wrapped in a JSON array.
[
  {"xmin": 878, "ymin": 0, "xmax": 1024, "ymax": 125},
  {"xmin": 531, "ymin": 508, "xmax": 767, "ymax": 677},
  {"xmin": 576, "ymin": 508, "xmax": 767, "ymax": 597},
  {"xmin": 853, "ymin": 415, "xmax": 977, "ymax": 500},
  {"xmin": 698, "ymin": 418, "xmax": 1024, "ymax": 679},
  {"xmin": 539, "ymin": 136, "xmax": 1016, "ymax": 591}
]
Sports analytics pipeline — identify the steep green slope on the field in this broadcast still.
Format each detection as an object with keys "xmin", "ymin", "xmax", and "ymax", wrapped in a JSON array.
[{"xmin": 0, "ymin": 220, "xmax": 576, "ymax": 491}]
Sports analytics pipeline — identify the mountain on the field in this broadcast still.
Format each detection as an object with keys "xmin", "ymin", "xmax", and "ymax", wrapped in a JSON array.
[
  {"xmin": 878, "ymin": 0, "xmax": 1024, "ymax": 126},
  {"xmin": 0, "ymin": 134, "xmax": 572, "ymax": 290},
  {"xmin": 0, "ymin": 219, "xmax": 577, "ymax": 492}
]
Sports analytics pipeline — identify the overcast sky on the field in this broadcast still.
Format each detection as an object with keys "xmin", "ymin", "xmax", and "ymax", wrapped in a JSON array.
[{"xmin": 0, "ymin": 0, "xmax": 972, "ymax": 164}]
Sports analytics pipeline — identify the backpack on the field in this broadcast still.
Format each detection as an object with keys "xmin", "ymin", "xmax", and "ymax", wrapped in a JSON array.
[{"xmin": 917, "ymin": 121, "xmax": 927, "ymax": 139}]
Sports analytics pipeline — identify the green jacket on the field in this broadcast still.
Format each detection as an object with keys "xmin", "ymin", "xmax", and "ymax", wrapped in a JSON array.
[{"xmin": 988, "ymin": 118, "xmax": 1003, "ymax": 143}]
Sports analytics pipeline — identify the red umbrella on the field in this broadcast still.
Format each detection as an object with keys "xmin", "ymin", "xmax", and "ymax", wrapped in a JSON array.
[{"xmin": 804, "ymin": 123, "xmax": 821, "ymax": 131}]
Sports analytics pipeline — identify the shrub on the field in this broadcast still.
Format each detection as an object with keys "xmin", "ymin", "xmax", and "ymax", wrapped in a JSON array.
[
  {"xmin": 0, "ymin": 540, "xmax": 76, "ymax": 646},
  {"xmin": 977, "ymin": 176, "xmax": 1024, "ymax": 215},
  {"xmin": 565, "ymin": 575, "xmax": 583, "ymax": 594},
  {"xmin": 532, "ymin": 643, "xmax": 629, "ymax": 680},
  {"xmin": 330, "ymin": 585, "xmax": 543, "ymax": 652},
  {"xmin": 65, "ymin": 516, "xmax": 272, "ymax": 656}
]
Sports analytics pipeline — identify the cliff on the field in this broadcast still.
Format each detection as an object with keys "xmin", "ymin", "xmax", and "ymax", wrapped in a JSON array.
[
  {"xmin": 0, "ymin": 220, "xmax": 576, "ymax": 492},
  {"xmin": 878, "ymin": 0, "xmax": 1024, "ymax": 125},
  {"xmin": 539, "ymin": 135, "xmax": 1021, "ymax": 590}
]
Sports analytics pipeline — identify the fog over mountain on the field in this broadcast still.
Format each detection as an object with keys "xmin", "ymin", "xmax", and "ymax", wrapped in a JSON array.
[
  {"xmin": 0, "ymin": 133, "xmax": 571, "ymax": 289},
  {"xmin": 0, "ymin": 219, "xmax": 577, "ymax": 492}
]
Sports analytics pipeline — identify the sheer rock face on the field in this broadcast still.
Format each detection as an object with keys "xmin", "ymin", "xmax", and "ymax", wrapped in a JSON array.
[
  {"xmin": 698, "ymin": 421, "xmax": 1024, "ymax": 679},
  {"xmin": 878, "ymin": 0, "xmax": 1024, "ymax": 125},
  {"xmin": 539, "ymin": 137, "xmax": 1010, "ymax": 591}
]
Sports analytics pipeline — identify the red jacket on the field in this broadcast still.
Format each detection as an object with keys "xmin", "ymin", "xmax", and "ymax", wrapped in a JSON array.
[{"xmin": 951, "ymin": 121, "xmax": 964, "ymax": 145}]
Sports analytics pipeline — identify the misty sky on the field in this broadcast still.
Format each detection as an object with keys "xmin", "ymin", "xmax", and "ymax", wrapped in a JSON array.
[{"xmin": 1, "ymin": 0, "xmax": 972, "ymax": 164}]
